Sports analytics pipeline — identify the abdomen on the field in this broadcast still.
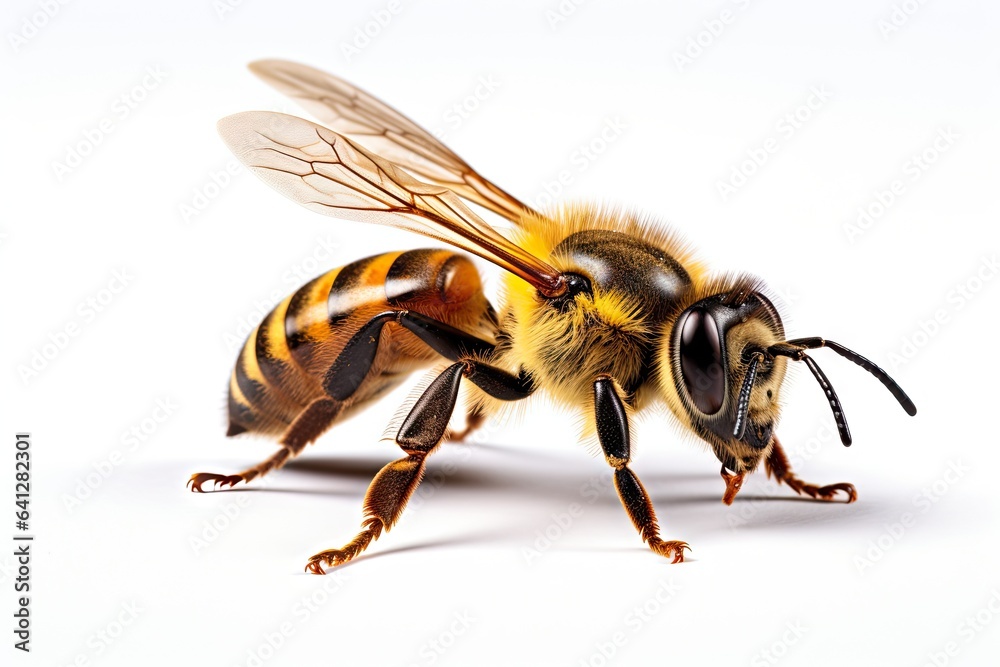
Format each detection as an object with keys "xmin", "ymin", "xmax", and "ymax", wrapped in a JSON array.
[{"xmin": 227, "ymin": 248, "xmax": 493, "ymax": 437}]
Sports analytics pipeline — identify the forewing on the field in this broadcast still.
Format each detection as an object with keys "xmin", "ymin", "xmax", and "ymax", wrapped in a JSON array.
[
  {"xmin": 217, "ymin": 111, "xmax": 564, "ymax": 295},
  {"xmin": 248, "ymin": 59, "xmax": 538, "ymax": 223}
]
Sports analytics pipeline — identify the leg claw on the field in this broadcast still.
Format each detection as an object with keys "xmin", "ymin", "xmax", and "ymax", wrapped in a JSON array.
[
  {"xmin": 812, "ymin": 482, "xmax": 858, "ymax": 503},
  {"xmin": 304, "ymin": 560, "xmax": 326, "ymax": 575},
  {"xmin": 651, "ymin": 539, "xmax": 690, "ymax": 564},
  {"xmin": 305, "ymin": 549, "xmax": 351, "ymax": 574},
  {"xmin": 187, "ymin": 472, "xmax": 245, "ymax": 493},
  {"xmin": 788, "ymin": 480, "xmax": 857, "ymax": 503}
]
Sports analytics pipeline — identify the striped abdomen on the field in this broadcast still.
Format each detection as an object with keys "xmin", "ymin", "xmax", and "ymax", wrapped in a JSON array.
[{"xmin": 228, "ymin": 249, "xmax": 493, "ymax": 437}]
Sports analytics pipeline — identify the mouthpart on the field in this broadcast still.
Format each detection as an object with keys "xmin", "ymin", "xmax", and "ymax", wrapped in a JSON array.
[{"xmin": 721, "ymin": 465, "xmax": 746, "ymax": 505}]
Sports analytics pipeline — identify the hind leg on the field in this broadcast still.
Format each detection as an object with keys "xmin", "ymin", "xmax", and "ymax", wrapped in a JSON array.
[
  {"xmin": 188, "ymin": 398, "xmax": 343, "ymax": 492},
  {"xmin": 189, "ymin": 309, "xmax": 500, "ymax": 493}
]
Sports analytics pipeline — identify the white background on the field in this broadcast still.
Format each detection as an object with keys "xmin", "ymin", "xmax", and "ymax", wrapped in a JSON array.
[{"xmin": 3, "ymin": 1, "xmax": 999, "ymax": 665}]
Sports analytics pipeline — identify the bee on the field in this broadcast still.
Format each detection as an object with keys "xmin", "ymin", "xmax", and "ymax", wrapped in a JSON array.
[{"xmin": 188, "ymin": 60, "xmax": 917, "ymax": 573}]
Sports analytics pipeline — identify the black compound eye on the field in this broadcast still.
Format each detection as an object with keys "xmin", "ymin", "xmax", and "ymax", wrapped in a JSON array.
[{"xmin": 679, "ymin": 308, "xmax": 725, "ymax": 414}]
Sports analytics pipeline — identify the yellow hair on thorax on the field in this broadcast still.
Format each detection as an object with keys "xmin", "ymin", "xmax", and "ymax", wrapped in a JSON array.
[{"xmin": 488, "ymin": 202, "xmax": 707, "ymax": 433}]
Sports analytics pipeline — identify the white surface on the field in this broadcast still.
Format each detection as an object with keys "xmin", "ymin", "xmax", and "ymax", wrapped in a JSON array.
[{"xmin": 3, "ymin": 1, "xmax": 999, "ymax": 665}]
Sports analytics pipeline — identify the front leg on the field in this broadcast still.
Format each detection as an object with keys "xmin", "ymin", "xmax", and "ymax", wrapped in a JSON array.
[
  {"xmin": 765, "ymin": 435, "xmax": 857, "ymax": 502},
  {"xmin": 594, "ymin": 376, "xmax": 689, "ymax": 564}
]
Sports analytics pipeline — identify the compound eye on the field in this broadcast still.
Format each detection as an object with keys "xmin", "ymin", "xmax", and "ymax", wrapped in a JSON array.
[{"xmin": 679, "ymin": 308, "xmax": 725, "ymax": 414}]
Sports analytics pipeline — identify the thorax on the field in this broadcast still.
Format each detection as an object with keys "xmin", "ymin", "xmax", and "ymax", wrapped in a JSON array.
[{"xmin": 499, "ymin": 228, "xmax": 695, "ymax": 403}]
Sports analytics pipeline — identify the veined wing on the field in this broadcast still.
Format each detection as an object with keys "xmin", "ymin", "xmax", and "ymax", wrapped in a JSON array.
[
  {"xmin": 218, "ymin": 111, "xmax": 565, "ymax": 296},
  {"xmin": 248, "ymin": 59, "xmax": 539, "ymax": 224}
]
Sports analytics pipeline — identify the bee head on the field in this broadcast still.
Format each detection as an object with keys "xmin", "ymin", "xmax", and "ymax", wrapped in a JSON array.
[
  {"xmin": 662, "ymin": 276, "xmax": 788, "ymax": 483},
  {"xmin": 661, "ymin": 274, "xmax": 916, "ymax": 504}
]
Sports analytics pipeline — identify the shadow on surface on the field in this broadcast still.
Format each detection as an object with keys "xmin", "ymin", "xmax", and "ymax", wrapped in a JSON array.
[{"xmin": 186, "ymin": 448, "xmax": 895, "ymax": 535}]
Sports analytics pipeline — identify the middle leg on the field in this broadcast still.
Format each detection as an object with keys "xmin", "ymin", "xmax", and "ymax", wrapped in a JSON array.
[
  {"xmin": 444, "ymin": 403, "xmax": 488, "ymax": 443},
  {"xmin": 306, "ymin": 359, "xmax": 533, "ymax": 573},
  {"xmin": 594, "ymin": 375, "xmax": 689, "ymax": 563}
]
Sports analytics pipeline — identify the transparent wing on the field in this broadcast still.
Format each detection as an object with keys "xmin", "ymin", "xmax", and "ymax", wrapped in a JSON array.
[
  {"xmin": 218, "ymin": 111, "xmax": 564, "ymax": 295},
  {"xmin": 248, "ymin": 59, "xmax": 538, "ymax": 224}
]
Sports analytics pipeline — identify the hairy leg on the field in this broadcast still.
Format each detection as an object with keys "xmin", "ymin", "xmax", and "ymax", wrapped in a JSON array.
[
  {"xmin": 594, "ymin": 376, "xmax": 688, "ymax": 563},
  {"xmin": 306, "ymin": 360, "xmax": 533, "ymax": 573},
  {"xmin": 188, "ymin": 397, "xmax": 343, "ymax": 492},
  {"xmin": 765, "ymin": 435, "xmax": 857, "ymax": 503}
]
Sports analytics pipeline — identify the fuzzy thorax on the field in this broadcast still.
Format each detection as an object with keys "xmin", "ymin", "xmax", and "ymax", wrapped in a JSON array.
[
  {"xmin": 500, "ymin": 282, "xmax": 654, "ymax": 406},
  {"xmin": 494, "ymin": 203, "xmax": 702, "ymax": 408}
]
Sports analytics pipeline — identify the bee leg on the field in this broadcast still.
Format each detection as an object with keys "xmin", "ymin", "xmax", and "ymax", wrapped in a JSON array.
[
  {"xmin": 306, "ymin": 359, "xmax": 532, "ymax": 573},
  {"xmin": 332, "ymin": 309, "xmax": 497, "ymax": 442},
  {"xmin": 594, "ymin": 376, "xmax": 690, "ymax": 564},
  {"xmin": 187, "ymin": 398, "xmax": 342, "ymax": 492},
  {"xmin": 323, "ymin": 309, "xmax": 496, "ymax": 444},
  {"xmin": 444, "ymin": 404, "xmax": 487, "ymax": 443},
  {"xmin": 764, "ymin": 435, "xmax": 857, "ymax": 503},
  {"xmin": 192, "ymin": 309, "xmax": 500, "ymax": 494},
  {"xmin": 322, "ymin": 309, "xmax": 497, "ymax": 399},
  {"xmin": 306, "ymin": 364, "xmax": 462, "ymax": 573}
]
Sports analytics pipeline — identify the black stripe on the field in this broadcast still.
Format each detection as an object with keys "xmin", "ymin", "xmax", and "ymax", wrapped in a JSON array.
[
  {"xmin": 228, "ymin": 385, "xmax": 256, "ymax": 428},
  {"xmin": 285, "ymin": 274, "xmax": 327, "ymax": 352},
  {"xmin": 234, "ymin": 346, "xmax": 269, "ymax": 412},
  {"xmin": 385, "ymin": 249, "xmax": 440, "ymax": 305},
  {"xmin": 327, "ymin": 254, "xmax": 381, "ymax": 322},
  {"xmin": 256, "ymin": 309, "xmax": 291, "ymax": 390}
]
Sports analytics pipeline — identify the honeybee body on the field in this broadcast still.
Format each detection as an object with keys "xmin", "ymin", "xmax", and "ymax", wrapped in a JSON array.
[
  {"xmin": 228, "ymin": 249, "xmax": 494, "ymax": 437},
  {"xmin": 192, "ymin": 60, "xmax": 915, "ymax": 572}
]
